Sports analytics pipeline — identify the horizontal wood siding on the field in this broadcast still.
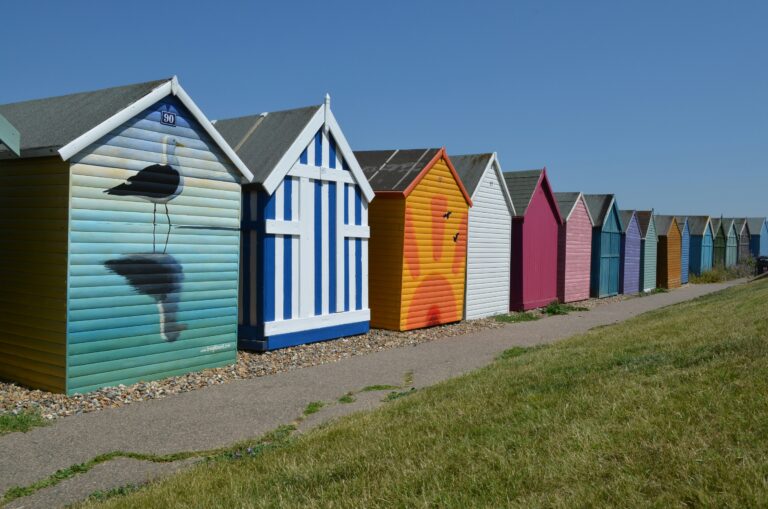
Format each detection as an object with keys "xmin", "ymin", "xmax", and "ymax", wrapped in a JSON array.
[
  {"xmin": 658, "ymin": 223, "xmax": 681, "ymax": 289},
  {"xmin": 620, "ymin": 215, "xmax": 641, "ymax": 294},
  {"xmin": 680, "ymin": 222, "xmax": 690, "ymax": 283},
  {"xmin": 558, "ymin": 198, "xmax": 591, "ymax": 303},
  {"xmin": 464, "ymin": 166, "xmax": 511, "ymax": 319},
  {"xmin": 368, "ymin": 198, "xmax": 404, "ymax": 330},
  {"xmin": 514, "ymin": 183, "xmax": 559, "ymax": 310},
  {"xmin": 0, "ymin": 156, "xmax": 68, "ymax": 392},
  {"xmin": 401, "ymin": 158, "xmax": 468, "ymax": 329},
  {"xmin": 66, "ymin": 97, "xmax": 241, "ymax": 394},
  {"xmin": 640, "ymin": 218, "xmax": 657, "ymax": 291}
]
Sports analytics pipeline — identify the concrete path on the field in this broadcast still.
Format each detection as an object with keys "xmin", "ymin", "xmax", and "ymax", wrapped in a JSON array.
[{"xmin": 0, "ymin": 281, "xmax": 742, "ymax": 508}]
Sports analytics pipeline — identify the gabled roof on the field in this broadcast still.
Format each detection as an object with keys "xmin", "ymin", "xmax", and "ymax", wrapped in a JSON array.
[
  {"xmin": 711, "ymin": 218, "xmax": 722, "ymax": 236},
  {"xmin": 554, "ymin": 192, "xmax": 593, "ymax": 224},
  {"xmin": 619, "ymin": 210, "xmax": 637, "ymax": 233},
  {"xmin": 451, "ymin": 152, "xmax": 514, "ymax": 213},
  {"xmin": 216, "ymin": 97, "xmax": 374, "ymax": 201},
  {"xmin": 723, "ymin": 218, "xmax": 749, "ymax": 236},
  {"xmin": 747, "ymin": 217, "xmax": 767, "ymax": 234},
  {"xmin": 503, "ymin": 169, "xmax": 541, "ymax": 217},
  {"xmin": 686, "ymin": 216, "xmax": 712, "ymax": 236},
  {"xmin": 674, "ymin": 216, "xmax": 689, "ymax": 232},
  {"xmin": 635, "ymin": 210, "xmax": 656, "ymax": 239},
  {"xmin": 0, "ymin": 76, "xmax": 254, "ymax": 180},
  {"xmin": 584, "ymin": 194, "xmax": 621, "ymax": 229},
  {"xmin": 654, "ymin": 215, "xmax": 679, "ymax": 236},
  {"xmin": 355, "ymin": 148, "xmax": 471, "ymax": 204},
  {"xmin": 721, "ymin": 218, "xmax": 737, "ymax": 236}
]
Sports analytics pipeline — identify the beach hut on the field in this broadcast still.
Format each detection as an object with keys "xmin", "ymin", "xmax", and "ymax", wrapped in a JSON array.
[
  {"xmin": 216, "ymin": 96, "xmax": 375, "ymax": 351},
  {"xmin": 451, "ymin": 153, "xmax": 514, "ymax": 319},
  {"xmin": 619, "ymin": 210, "xmax": 641, "ymax": 294},
  {"xmin": 712, "ymin": 218, "xmax": 726, "ymax": 268},
  {"xmin": 0, "ymin": 77, "xmax": 254, "ymax": 394},
  {"xmin": 655, "ymin": 216, "xmax": 682, "ymax": 289},
  {"xmin": 687, "ymin": 216, "xmax": 714, "ymax": 276},
  {"xmin": 729, "ymin": 218, "xmax": 752, "ymax": 262},
  {"xmin": 504, "ymin": 169, "xmax": 562, "ymax": 310},
  {"xmin": 636, "ymin": 211, "xmax": 657, "ymax": 292},
  {"xmin": 674, "ymin": 216, "xmax": 690, "ymax": 284},
  {"xmin": 747, "ymin": 217, "xmax": 768, "ymax": 257},
  {"xmin": 355, "ymin": 148, "xmax": 471, "ymax": 330},
  {"xmin": 554, "ymin": 192, "xmax": 593, "ymax": 303},
  {"xmin": 721, "ymin": 218, "xmax": 738, "ymax": 267},
  {"xmin": 584, "ymin": 194, "xmax": 622, "ymax": 298}
]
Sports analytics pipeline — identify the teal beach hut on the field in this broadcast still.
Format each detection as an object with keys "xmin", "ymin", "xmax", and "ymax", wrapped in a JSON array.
[
  {"xmin": 687, "ymin": 216, "xmax": 713, "ymax": 275},
  {"xmin": 0, "ymin": 78, "xmax": 252, "ymax": 394},
  {"xmin": 585, "ymin": 194, "xmax": 623, "ymax": 298}
]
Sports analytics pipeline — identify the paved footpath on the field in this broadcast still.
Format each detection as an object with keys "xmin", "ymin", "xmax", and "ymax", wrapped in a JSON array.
[{"xmin": 0, "ymin": 281, "xmax": 742, "ymax": 508}]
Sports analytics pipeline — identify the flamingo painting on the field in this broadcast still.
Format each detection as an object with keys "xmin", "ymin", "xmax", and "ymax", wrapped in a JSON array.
[{"xmin": 105, "ymin": 135, "xmax": 185, "ymax": 252}]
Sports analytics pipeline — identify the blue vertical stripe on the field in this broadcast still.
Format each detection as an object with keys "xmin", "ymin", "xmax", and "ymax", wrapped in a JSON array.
[
  {"xmin": 300, "ymin": 147, "xmax": 308, "ymax": 165},
  {"xmin": 354, "ymin": 189, "xmax": 362, "ymax": 226},
  {"xmin": 314, "ymin": 181, "xmax": 322, "ymax": 316},
  {"xmin": 355, "ymin": 238, "xmax": 362, "ymax": 310},
  {"xmin": 344, "ymin": 183, "xmax": 349, "ymax": 225},
  {"xmin": 283, "ymin": 236, "xmax": 291, "ymax": 320},
  {"xmin": 329, "ymin": 182, "xmax": 337, "ymax": 313},
  {"xmin": 284, "ymin": 178, "xmax": 292, "ymax": 220},
  {"xmin": 342, "ymin": 160, "xmax": 350, "ymax": 172},
  {"xmin": 314, "ymin": 131, "xmax": 322, "ymax": 167},
  {"xmin": 344, "ymin": 239, "xmax": 350, "ymax": 312},
  {"xmin": 329, "ymin": 136, "xmax": 337, "ymax": 169},
  {"xmin": 264, "ymin": 192, "xmax": 276, "ymax": 323}
]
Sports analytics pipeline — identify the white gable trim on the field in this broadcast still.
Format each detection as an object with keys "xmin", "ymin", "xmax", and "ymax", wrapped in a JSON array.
[
  {"xmin": 564, "ymin": 193, "xmax": 595, "ymax": 226},
  {"xmin": 260, "ymin": 102, "xmax": 376, "ymax": 203},
  {"xmin": 479, "ymin": 153, "xmax": 515, "ymax": 216},
  {"xmin": 58, "ymin": 76, "xmax": 254, "ymax": 182}
]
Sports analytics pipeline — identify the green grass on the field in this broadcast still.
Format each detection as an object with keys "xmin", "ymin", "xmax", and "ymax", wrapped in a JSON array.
[
  {"xmin": 0, "ymin": 410, "xmax": 48, "ymax": 435},
  {"xmin": 82, "ymin": 280, "xmax": 768, "ymax": 508},
  {"xmin": 494, "ymin": 311, "xmax": 540, "ymax": 323},
  {"xmin": 359, "ymin": 384, "xmax": 399, "ymax": 392},
  {"xmin": 543, "ymin": 300, "xmax": 589, "ymax": 315},
  {"xmin": 338, "ymin": 393, "xmax": 356, "ymax": 404},
  {"xmin": 303, "ymin": 401, "xmax": 325, "ymax": 415}
]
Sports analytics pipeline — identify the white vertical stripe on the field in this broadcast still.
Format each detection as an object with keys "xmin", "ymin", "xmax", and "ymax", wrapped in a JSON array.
[
  {"xmin": 361, "ymin": 239, "xmax": 369, "ymax": 309},
  {"xmin": 321, "ymin": 181, "xmax": 329, "ymax": 315},
  {"xmin": 249, "ymin": 230, "xmax": 257, "ymax": 326},
  {"xmin": 335, "ymin": 182, "xmax": 345, "ymax": 312},
  {"xmin": 349, "ymin": 238, "xmax": 356, "ymax": 310},
  {"xmin": 347, "ymin": 184, "xmax": 355, "ymax": 226},
  {"xmin": 274, "ymin": 181, "xmax": 284, "ymax": 221},
  {"xmin": 299, "ymin": 177, "xmax": 314, "ymax": 318},
  {"xmin": 274, "ymin": 233, "xmax": 283, "ymax": 321},
  {"xmin": 292, "ymin": 236, "xmax": 299, "ymax": 318}
]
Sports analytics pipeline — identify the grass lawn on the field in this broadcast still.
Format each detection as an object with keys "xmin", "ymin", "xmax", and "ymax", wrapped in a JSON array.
[
  {"xmin": 0, "ymin": 411, "xmax": 47, "ymax": 436},
  {"xmin": 84, "ymin": 280, "xmax": 768, "ymax": 508}
]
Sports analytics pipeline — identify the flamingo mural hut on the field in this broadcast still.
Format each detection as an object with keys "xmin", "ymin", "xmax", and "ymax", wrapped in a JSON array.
[
  {"xmin": 0, "ymin": 77, "xmax": 253, "ymax": 394},
  {"xmin": 354, "ymin": 148, "xmax": 471, "ymax": 331}
]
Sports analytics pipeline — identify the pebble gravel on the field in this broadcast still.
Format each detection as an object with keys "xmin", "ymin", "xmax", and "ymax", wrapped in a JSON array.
[{"xmin": 0, "ymin": 318, "xmax": 504, "ymax": 420}]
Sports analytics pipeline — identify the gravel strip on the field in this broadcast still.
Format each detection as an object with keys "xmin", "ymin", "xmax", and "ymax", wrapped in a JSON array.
[{"xmin": 0, "ymin": 319, "xmax": 504, "ymax": 420}]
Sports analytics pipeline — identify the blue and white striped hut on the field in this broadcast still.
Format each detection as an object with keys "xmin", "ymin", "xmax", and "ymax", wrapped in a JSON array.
[{"xmin": 216, "ymin": 96, "xmax": 375, "ymax": 351}]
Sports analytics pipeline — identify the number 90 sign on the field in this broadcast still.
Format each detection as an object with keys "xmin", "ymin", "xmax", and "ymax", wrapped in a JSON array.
[{"xmin": 161, "ymin": 111, "xmax": 177, "ymax": 126}]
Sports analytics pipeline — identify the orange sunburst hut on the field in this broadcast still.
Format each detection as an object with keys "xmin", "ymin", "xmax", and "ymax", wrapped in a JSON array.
[{"xmin": 355, "ymin": 148, "xmax": 472, "ymax": 331}]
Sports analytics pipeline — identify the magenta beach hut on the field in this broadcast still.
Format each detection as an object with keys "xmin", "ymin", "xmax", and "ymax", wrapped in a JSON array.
[
  {"xmin": 619, "ymin": 210, "xmax": 641, "ymax": 294},
  {"xmin": 504, "ymin": 169, "xmax": 563, "ymax": 311},
  {"xmin": 555, "ymin": 192, "xmax": 593, "ymax": 303}
]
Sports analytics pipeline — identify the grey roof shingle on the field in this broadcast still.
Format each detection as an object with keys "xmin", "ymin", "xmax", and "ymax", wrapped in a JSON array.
[
  {"xmin": 450, "ymin": 153, "xmax": 493, "ymax": 196},
  {"xmin": 355, "ymin": 149, "xmax": 441, "ymax": 192},
  {"xmin": 635, "ymin": 211, "xmax": 655, "ymax": 239},
  {"xmin": 723, "ymin": 217, "xmax": 748, "ymax": 236},
  {"xmin": 685, "ymin": 216, "xmax": 711, "ymax": 236},
  {"xmin": 721, "ymin": 218, "xmax": 737, "ymax": 235},
  {"xmin": 619, "ymin": 210, "xmax": 636, "ymax": 233},
  {"xmin": 654, "ymin": 215, "xmax": 678, "ymax": 236},
  {"xmin": 554, "ymin": 192, "xmax": 580, "ymax": 221},
  {"xmin": 747, "ymin": 217, "xmax": 766, "ymax": 234},
  {"xmin": 214, "ymin": 105, "xmax": 321, "ymax": 185},
  {"xmin": 711, "ymin": 218, "xmax": 722, "ymax": 236},
  {"xmin": 0, "ymin": 78, "xmax": 171, "ymax": 157},
  {"xmin": 583, "ymin": 194, "xmax": 615, "ymax": 228},
  {"xmin": 503, "ymin": 170, "xmax": 543, "ymax": 217}
]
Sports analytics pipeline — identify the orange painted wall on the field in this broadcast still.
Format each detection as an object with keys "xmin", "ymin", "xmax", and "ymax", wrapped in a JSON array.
[
  {"xmin": 658, "ymin": 221, "xmax": 682, "ymax": 289},
  {"xmin": 367, "ymin": 197, "xmax": 405, "ymax": 330},
  {"xmin": 400, "ymin": 158, "xmax": 468, "ymax": 330}
]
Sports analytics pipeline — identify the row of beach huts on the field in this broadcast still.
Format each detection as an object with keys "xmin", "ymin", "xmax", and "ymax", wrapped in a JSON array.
[{"xmin": 0, "ymin": 77, "xmax": 765, "ymax": 395}]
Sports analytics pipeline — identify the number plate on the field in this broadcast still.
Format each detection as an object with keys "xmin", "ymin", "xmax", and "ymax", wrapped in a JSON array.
[{"xmin": 161, "ymin": 111, "xmax": 176, "ymax": 126}]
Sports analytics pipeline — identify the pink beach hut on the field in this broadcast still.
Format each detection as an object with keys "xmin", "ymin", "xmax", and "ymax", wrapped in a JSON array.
[{"xmin": 555, "ymin": 192, "xmax": 594, "ymax": 303}]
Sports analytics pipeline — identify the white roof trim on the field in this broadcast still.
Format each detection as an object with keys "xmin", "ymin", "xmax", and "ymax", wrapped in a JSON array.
[
  {"xmin": 59, "ymin": 76, "xmax": 254, "ymax": 182},
  {"xmin": 482, "ymin": 153, "xmax": 515, "ymax": 216},
  {"xmin": 261, "ymin": 102, "xmax": 376, "ymax": 202},
  {"xmin": 564, "ymin": 192, "xmax": 594, "ymax": 226}
]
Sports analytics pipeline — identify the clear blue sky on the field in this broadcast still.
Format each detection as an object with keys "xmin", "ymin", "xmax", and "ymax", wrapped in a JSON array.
[{"xmin": 2, "ymin": 1, "xmax": 766, "ymax": 216}]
